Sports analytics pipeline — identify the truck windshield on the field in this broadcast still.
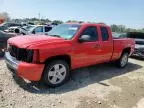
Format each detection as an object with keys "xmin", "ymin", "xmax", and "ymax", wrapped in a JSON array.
[{"xmin": 48, "ymin": 24, "xmax": 81, "ymax": 39}]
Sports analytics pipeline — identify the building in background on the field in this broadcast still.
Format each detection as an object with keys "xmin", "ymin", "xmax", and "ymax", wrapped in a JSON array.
[
  {"xmin": 0, "ymin": 12, "xmax": 10, "ymax": 24},
  {"xmin": 0, "ymin": 18, "xmax": 5, "ymax": 24}
]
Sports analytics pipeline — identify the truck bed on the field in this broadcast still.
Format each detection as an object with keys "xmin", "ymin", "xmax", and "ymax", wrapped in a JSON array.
[{"xmin": 112, "ymin": 38, "xmax": 135, "ymax": 60}]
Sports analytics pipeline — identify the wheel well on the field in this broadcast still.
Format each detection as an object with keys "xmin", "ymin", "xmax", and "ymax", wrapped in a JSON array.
[
  {"xmin": 122, "ymin": 47, "xmax": 131, "ymax": 55},
  {"xmin": 44, "ymin": 55, "xmax": 71, "ymax": 67},
  {"xmin": 15, "ymin": 28, "xmax": 20, "ymax": 33}
]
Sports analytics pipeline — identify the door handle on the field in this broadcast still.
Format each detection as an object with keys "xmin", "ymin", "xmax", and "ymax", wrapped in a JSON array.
[{"xmin": 93, "ymin": 44, "xmax": 101, "ymax": 48}]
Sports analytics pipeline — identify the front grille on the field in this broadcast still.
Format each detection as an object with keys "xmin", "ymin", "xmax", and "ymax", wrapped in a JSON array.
[{"xmin": 9, "ymin": 45, "xmax": 33, "ymax": 63}]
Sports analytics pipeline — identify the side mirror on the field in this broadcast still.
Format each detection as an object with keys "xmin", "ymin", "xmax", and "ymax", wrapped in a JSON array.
[{"xmin": 79, "ymin": 35, "xmax": 91, "ymax": 43}]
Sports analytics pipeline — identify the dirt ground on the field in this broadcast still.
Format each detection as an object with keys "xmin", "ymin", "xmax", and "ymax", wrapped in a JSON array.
[{"xmin": 0, "ymin": 57, "xmax": 144, "ymax": 108}]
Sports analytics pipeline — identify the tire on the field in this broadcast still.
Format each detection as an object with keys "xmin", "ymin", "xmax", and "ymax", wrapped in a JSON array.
[
  {"xmin": 42, "ymin": 60, "xmax": 70, "ymax": 87},
  {"xmin": 115, "ymin": 52, "xmax": 129, "ymax": 68}
]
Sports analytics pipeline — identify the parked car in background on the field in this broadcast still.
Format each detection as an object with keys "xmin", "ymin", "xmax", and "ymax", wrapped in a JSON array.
[
  {"xmin": 20, "ymin": 25, "xmax": 52, "ymax": 35},
  {"xmin": 113, "ymin": 32, "xmax": 144, "ymax": 58},
  {"xmin": 0, "ymin": 30, "xmax": 16, "ymax": 56},
  {"xmin": 22, "ymin": 25, "xmax": 34, "ymax": 31},
  {"xmin": 20, "ymin": 25, "xmax": 34, "ymax": 35},
  {"xmin": 5, "ymin": 23, "xmax": 135, "ymax": 87},
  {"xmin": 126, "ymin": 32, "xmax": 144, "ymax": 58},
  {"xmin": 0, "ymin": 22, "xmax": 22, "ymax": 31},
  {"xmin": 4, "ymin": 26, "xmax": 21, "ymax": 33}
]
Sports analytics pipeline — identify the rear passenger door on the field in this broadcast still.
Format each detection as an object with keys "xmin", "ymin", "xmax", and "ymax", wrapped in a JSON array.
[{"xmin": 100, "ymin": 27, "xmax": 113, "ymax": 61}]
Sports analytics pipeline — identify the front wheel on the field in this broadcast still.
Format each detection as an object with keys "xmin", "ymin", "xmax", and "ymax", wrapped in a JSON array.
[
  {"xmin": 115, "ymin": 52, "xmax": 129, "ymax": 68},
  {"xmin": 42, "ymin": 60, "xmax": 70, "ymax": 87}
]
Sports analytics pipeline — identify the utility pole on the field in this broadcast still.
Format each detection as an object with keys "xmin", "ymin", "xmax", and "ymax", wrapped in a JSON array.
[{"xmin": 38, "ymin": 12, "xmax": 40, "ymax": 20}]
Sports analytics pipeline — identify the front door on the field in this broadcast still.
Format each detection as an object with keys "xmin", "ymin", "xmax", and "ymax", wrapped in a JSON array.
[{"xmin": 72, "ymin": 26, "xmax": 102, "ymax": 68}]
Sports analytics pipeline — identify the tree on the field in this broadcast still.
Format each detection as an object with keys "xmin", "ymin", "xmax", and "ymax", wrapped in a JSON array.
[
  {"xmin": 111, "ymin": 24, "xmax": 119, "ymax": 32},
  {"xmin": 52, "ymin": 20, "xmax": 63, "ymax": 25},
  {"xmin": 111, "ymin": 24, "xmax": 126, "ymax": 33},
  {"xmin": 118, "ymin": 25, "xmax": 126, "ymax": 32},
  {"xmin": 66, "ymin": 20, "xmax": 79, "ymax": 23},
  {"xmin": 0, "ymin": 12, "xmax": 10, "ymax": 22},
  {"xmin": 126, "ymin": 28, "xmax": 131, "ymax": 32}
]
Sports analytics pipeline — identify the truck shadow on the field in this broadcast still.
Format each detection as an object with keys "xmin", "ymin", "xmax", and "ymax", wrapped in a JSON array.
[{"xmin": 12, "ymin": 62, "xmax": 143, "ymax": 94}]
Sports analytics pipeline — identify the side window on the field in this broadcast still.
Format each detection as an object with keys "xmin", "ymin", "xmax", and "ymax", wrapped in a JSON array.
[
  {"xmin": 100, "ymin": 27, "xmax": 109, "ymax": 41},
  {"xmin": 81, "ymin": 26, "xmax": 98, "ymax": 41},
  {"xmin": 45, "ymin": 27, "xmax": 52, "ymax": 32},
  {"xmin": 35, "ymin": 26, "xmax": 43, "ymax": 32}
]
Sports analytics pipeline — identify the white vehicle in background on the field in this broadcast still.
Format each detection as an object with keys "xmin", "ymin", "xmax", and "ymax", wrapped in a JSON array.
[
  {"xmin": 21, "ymin": 25, "xmax": 53, "ymax": 35},
  {"xmin": 4, "ymin": 26, "xmax": 21, "ymax": 33}
]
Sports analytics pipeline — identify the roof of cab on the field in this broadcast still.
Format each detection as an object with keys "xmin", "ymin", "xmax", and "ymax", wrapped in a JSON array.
[{"xmin": 66, "ymin": 22, "xmax": 109, "ymax": 27}]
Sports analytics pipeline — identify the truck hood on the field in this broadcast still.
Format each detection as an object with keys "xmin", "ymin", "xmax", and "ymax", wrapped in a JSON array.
[{"xmin": 8, "ymin": 35, "xmax": 65, "ymax": 48}]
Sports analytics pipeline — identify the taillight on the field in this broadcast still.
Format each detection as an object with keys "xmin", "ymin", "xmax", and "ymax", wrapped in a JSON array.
[{"xmin": 33, "ymin": 50, "xmax": 40, "ymax": 63}]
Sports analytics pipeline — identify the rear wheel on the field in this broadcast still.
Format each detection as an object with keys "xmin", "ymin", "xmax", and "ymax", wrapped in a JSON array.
[
  {"xmin": 115, "ymin": 52, "xmax": 129, "ymax": 68},
  {"xmin": 42, "ymin": 60, "xmax": 70, "ymax": 87}
]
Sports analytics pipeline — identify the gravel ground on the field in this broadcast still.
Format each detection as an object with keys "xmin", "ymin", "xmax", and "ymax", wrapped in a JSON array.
[{"xmin": 0, "ymin": 58, "xmax": 144, "ymax": 108}]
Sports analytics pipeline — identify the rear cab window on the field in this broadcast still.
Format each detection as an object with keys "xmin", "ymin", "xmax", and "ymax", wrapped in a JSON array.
[{"xmin": 100, "ymin": 27, "xmax": 109, "ymax": 41}]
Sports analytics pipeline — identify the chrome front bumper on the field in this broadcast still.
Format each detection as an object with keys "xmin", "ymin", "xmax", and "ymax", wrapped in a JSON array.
[{"xmin": 5, "ymin": 52, "xmax": 20, "ymax": 72}]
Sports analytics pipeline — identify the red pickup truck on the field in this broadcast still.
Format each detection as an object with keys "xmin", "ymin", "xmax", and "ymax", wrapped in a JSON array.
[{"xmin": 5, "ymin": 23, "xmax": 135, "ymax": 87}]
